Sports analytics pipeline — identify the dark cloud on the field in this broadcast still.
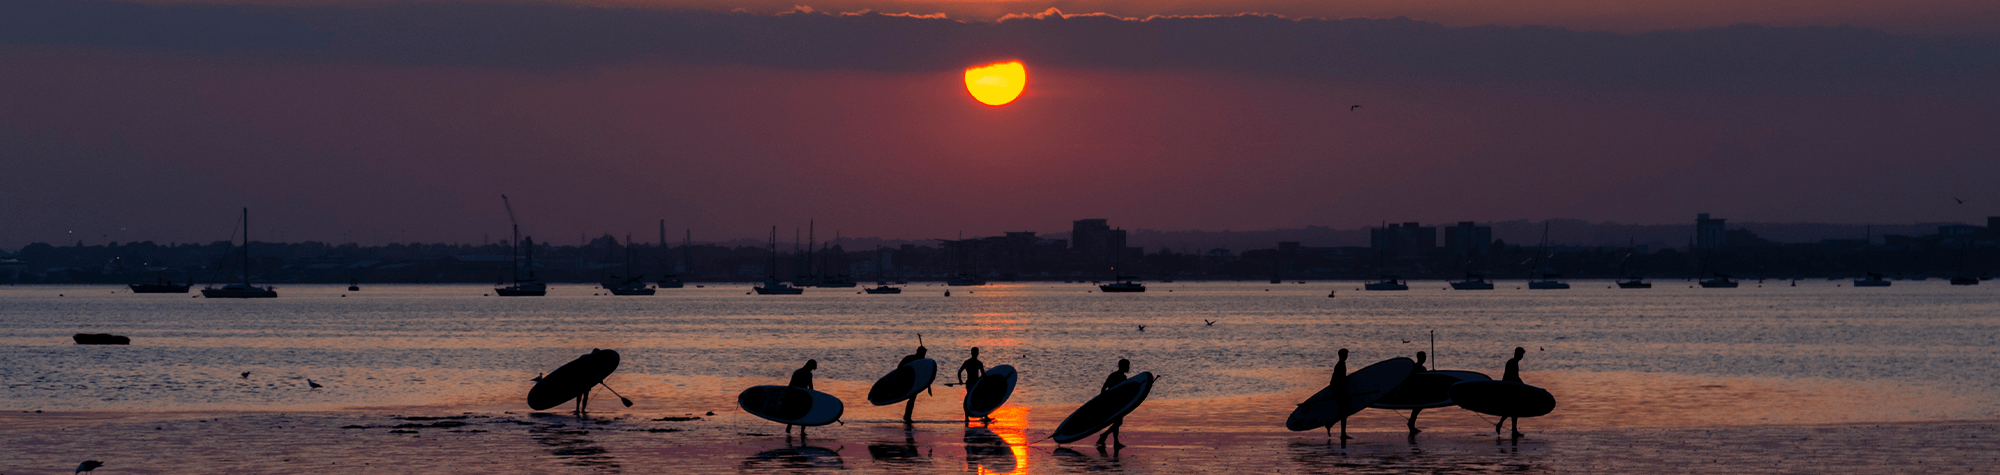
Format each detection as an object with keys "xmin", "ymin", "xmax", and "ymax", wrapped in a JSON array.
[{"xmin": 2, "ymin": 0, "xmax": 1996, "ymax": 91}]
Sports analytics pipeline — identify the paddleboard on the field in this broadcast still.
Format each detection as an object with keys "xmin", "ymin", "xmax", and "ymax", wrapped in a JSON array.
[
  {"xmin": 1051, "ymin": 372, "xmax": 1155, "ymax": 444},
  {"xmin": 867, "ymin": 358, "xmax": 937, "ymax": 406},
  {"xmin": 962, "ymin": 365, "xmax": 1018, "ymax": 418},
  {"xmin": 738, "ymin": 385, "xmax": 845, "ymax": 426},
  {"xmin": 1371, "ymin": 370, "xmax": 1492, "ymax": 409},
  {"xmin": 1449, "ymin": 380, "xmax": 1556, "ymax": 418},
  {"xmin": 1285, "ymin": 357, "xmax": 1415, "ymax": 431},
  {"xmin": 526, "ymin": 349, "xmax": 620, "ymax": 411}
]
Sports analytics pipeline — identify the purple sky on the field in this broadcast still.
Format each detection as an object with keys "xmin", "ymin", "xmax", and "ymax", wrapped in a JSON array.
[{"xmin": 2, "ymin": 1, "xmax": 1997, "ymax": 249}]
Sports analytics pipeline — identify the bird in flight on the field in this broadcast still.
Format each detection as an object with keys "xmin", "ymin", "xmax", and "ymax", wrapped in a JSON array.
[
  {"xmin": 307, "ymin": 379, "xmax": 323, "ymax": 389},
  {"xmin": 1350, "ymin": 105, "xmax": 1362, "ymax": 111},
  {"xmin": 1953, "ymin": 196, "xmax": 1965, "ymax": 204},
  {"xmin": 240, "ymin": 372, "xmax": 250, "ymax": 379},
  {"xmin": 1203, "ymin": 319, "xmax": 1216, "ymax": 326},
  {"xmin": 1137, "ymin": 325, "xmax": 1146, "ymax": 332}
]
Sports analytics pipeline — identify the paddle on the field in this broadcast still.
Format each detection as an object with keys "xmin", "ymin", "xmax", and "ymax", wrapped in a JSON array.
[{"xmin": 599, "ymin": 382, "xmax": 635, "ymax": 407}]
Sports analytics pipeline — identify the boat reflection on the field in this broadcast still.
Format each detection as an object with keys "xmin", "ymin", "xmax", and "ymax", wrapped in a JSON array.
[{"xmin": 741, "ymin": 443, "xmax": 845, "ymax": 471}]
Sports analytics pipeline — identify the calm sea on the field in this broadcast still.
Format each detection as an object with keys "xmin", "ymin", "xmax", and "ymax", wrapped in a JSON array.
[{"xmin": 4, "ymin": 281, "xmax": 1996, "ymax": 424}]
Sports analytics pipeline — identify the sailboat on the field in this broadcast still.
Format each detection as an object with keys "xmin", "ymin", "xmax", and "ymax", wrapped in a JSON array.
[
  {"xmin": 1449, "ymin": 273, "xmax": 1494, "ymax": 290},
  {"xmin": 1526, "ymin": 222, "xmax": 1570, "ymax": 290},
  {"xmin": 494, "ymin": 195, "xmax": 547, "ymax": 296},
  {"xmin": 1365, "ymin": 275, "xmax": 1409, "ymax": 291},
  {"xmin": 201, "ymin": 208, "xmax": 278, "ymax": 298},
  {"xmin": 1098, "ymin": 243, "xmax": 1145, "ymax": 293},
  {"xmin": 1853, "ymin": 271, "xmax": 1892, "ymax": 287},
  {"xmin": 1699, "ymin": 273, "xmax": 1740, "ymax": 288},
  {"xmin": 818, "ymin": 233, "xmax": 857, "ymax": 288},
  {"xmin": 130, "ymin": 276, "xmax": 191, "ymax": 294},
  {"xmin": 606, "ymin": 234, "xmax": 655, "ymax": 296},
  {"xmin": 348, "ymin": 278, "xmax": 360, "ymax": 292},
  {"xmin": 864, "ymin": 246, "xmax": 902, "ymax": 294},
  {"xmin": 754, "ymin": 226, "xmax": 805, "ymax": 295},
  {"xmin": 945, "ymin": 233, "xmax": 987, "ymax": 286},
  {"xmin": 656, "ymin": 222, "xmax": 685, "ymax": 289},
  {"xmin": 1950, "ymin": 239, "xmax": 1980, "ymax": 285},
  {"xmin": 1614, "ymin": 240, "xmax": 1651, "ymax": 288}
]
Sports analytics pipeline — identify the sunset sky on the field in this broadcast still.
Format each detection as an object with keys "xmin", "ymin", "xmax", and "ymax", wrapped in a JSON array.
[{"xmin": 2, "ymin": 0, "xmax": 1997, "ymax": 248}]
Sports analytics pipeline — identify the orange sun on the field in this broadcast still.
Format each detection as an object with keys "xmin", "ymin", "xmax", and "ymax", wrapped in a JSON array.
[{"xmin": 964, "ymin": 61, "xmax": 1027, "ymax": 106}]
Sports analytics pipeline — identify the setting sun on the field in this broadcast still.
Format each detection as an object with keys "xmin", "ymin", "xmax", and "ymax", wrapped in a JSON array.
[{"xmin": 964, "ymin": 61, "xmax": 1027, "ymax": 106}]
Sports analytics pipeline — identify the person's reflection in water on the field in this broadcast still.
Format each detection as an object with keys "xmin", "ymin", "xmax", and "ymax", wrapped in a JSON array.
[
  {"xmin": 742, "ymin": 443, "xmax": 845, "ymax": 471},
  {"xmin": 867, "ymin": 430, "xmax": 929, "ymax": 469},
  {"xmin": 899, "ymin": 345, "xmax": 931, "ymax": 423},
  {"xmin": 962, "ymin": 427, "xmax": 1015, "ymax": 473},
  {"xmin": 530, "ymin": 423, "xmax": 618, "ymax": 470},
  {"xmin": 1097, "ymin": 358, "xmax": 1132, "ymax": 448},
  {"xmin": 1495, "ymin": 347, "xmax": 1526, "ymax": 439},
  {"xmin": 787, "ymin": 359, "xmax": 816, "ymax": 438},
  {"xmin": 1406, "ymin": 351, "xmax": 1428, "ymax": 438}
]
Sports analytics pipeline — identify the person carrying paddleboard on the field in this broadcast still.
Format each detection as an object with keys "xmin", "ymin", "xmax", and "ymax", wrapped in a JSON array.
[
  {"xmin": 1096, "ymin": 358, "xmax": 1132, "ymax": 448},
  {"xmin": 1326, "ymin": 349, "xmax": 1353, "ymax": 440},
  {"xmin": 957, "ymin": 347, "xmax": 987, "ymax": 420},
  {"xmin": 1495, "ymin": 347, "xmax": 1527, "ymax": 438},
  {"xmin": 899, "ymin": 345, "xmax": 932, "ymax": 423},
  {"xmin": 1405, "ymin": 351, "xmax": 1428, "ymax": 436},
  {"xmin": 786, "ymin": 359, "xmax": 818, "ymax": 435}
]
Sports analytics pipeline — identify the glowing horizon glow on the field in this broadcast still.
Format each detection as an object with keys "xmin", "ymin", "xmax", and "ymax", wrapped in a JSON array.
[{"xmin": 964, "ymin": 61, "xmax": 1027, "ymax": 106}]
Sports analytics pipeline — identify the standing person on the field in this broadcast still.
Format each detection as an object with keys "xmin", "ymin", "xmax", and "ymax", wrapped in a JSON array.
[
  {"xmin": 1328, "ymin": 349, "xmax": 1352, "ymax": 440},
  {"xmin": 899, "ymin": 345, "xmax": 932, "ymax": 423},
  {"xmin": 1495, "ymin": 347, "xmax": 1526, "ymax": 438},
  {"xmin": 957, "ymin": 347, "xmax": 987, "ymax": 422},
  {"xmin": 1096, "ymin": 358, "xmax": 1132, "ymax": 448},
  {"xmin": 1406, "ymin": 351, "xmax": 1428, "ymax": 436},
  {"xmin": 786, "ymin": 359, "xmax": 817, "ymax": 436}
]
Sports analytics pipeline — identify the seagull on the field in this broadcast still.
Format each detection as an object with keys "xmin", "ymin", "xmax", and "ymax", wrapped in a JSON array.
[
  {"xmin": 1953, "ymin": 196, "xmax": 1965, "ymax": 204},
  {"xmin": 1137, "ymin": 325, "xmax": 1146, "ymax": 332},
  {"xmin": 307, "ymin": 379, "xmax": 323, "ymax": 389},
  {"xmin": 241, "ymin": 372, "xmax": 251, "ymax": 379},
  {"xmin": 1350, "ymin": 105, "xmax": 1362, "ymax": 111},
  {"xmin": 531, "ymin": 373, "xmax": 544, "ymax": 382},
  {"xmin": 77, "ymin": 460, "xmax": 104, "ymax": 474},
  {"xmin": 1204, "ymin": 319, "xmax": 1216, "ymax": 326}
]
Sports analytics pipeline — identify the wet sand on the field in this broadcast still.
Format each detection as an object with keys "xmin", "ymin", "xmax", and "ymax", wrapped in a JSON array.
[{"xmin": 6, "ymin": 370, "xmax": 1996, "ymax": 474}]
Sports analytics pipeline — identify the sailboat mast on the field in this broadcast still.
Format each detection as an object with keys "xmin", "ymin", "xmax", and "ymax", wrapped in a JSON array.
[
  {"xmin": 241, "ymin": 207, "xmax": 251, "ymax": 286},
  {"xmin": 768, "ymin": 226, "xmax": 779, "ymax": 279}
]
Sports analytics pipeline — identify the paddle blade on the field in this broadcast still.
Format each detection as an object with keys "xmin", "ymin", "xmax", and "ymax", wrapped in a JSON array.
[{"xmin": 621, "ymin": 397, "xmax": 634, "ymax": 407}]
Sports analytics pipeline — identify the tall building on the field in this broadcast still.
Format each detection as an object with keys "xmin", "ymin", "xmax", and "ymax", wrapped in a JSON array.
[
  {"xmin": 1071, "ymin": 219, "xmax": 1126, "ymax": 263},
  {"xmin": 1370, "ymin": 222, "xmax": 1437, "ymax": 258},
  {"xmin": 1696, "ymin": 214, "xmax": 1727, "ymax": 250},
  {"xmin": 1443, "ymin": 221, "xmax": 1492, "ymax": 257}
]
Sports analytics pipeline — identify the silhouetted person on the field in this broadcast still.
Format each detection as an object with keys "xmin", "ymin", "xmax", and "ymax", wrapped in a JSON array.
[
  {"xmin": 958, "ymin": 347, "xmax": 987, "ymax": 422},
  {"xmin": 1496, "ymin": 347, "xmax": 1526, "ymax": 438},
  {"xmin": 787, "ymin": 359, "xmax": 817, "ymax": 435},
  {"xmin": 1097, "ymin": 358, "xmax": 1131, "ymax": 448},
  {"xmin": 1406, "ymin": 351, "xmax": 1428, "ymax": 435},
  {"xmin": 900, "ymin": 346, "xmax": 931, "ymax": 423},
  {"xmin": 1328, "ymin": 348, "xmax": 1351, "ymax": 440}
]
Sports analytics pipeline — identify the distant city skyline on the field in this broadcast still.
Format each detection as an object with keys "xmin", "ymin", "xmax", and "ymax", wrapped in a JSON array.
[{"xmin": 4, "ymin": 1, "xmax": 1995, "ymax": 253}]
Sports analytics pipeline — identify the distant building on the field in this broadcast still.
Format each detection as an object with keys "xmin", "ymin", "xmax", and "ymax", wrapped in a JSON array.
[
  {"xmin": 1071, "ymin": 219, "xmax": 1127, "ymax": 265},
  {"xmin": 1443, "ymin": 221, "xmax": 1492, "ymax": 257},
  {"xmin": 1696, "ymin": 214, "xmax": 1727, "ymax": 250},
  {"xmin": 1370, "ymin": 222, "xmax": 1437, "ymax": 258}
]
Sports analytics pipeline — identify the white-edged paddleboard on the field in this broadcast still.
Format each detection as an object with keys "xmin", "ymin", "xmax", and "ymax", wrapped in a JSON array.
[
  {"xmin": 1286, "ymin": 357, "xmax": 1415, "ymax": 431},
  {"xmin": 867, "ymin": 358, "xmax": 937, "ymax": 406},
  {"xmin": 1051, "ymin": 372, "xmax": 1155, "ymax": 444},
  {"xmin": 738, "ymin": 385, "xmax": 845, "ymax": 426},
  {"xmin": 1371, "ymin": 370, "xmax": 1491, "ymax": 409},
  {"xmin": 1449, "ymin": 380, "xmax": 1556, "ymax": 418},
  {"xmin": 963, "ymin": 365, "xmax": 1018, "ymax": 418}
]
